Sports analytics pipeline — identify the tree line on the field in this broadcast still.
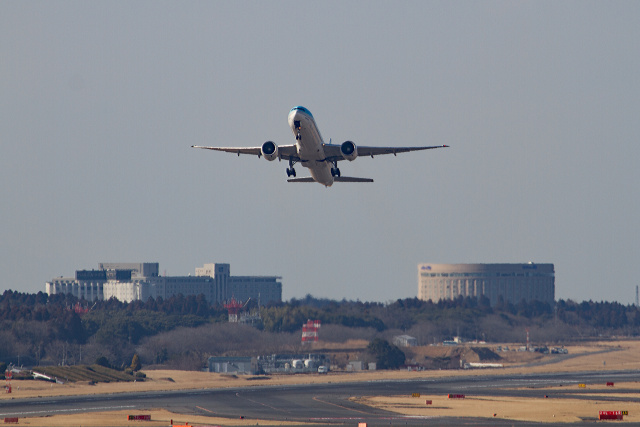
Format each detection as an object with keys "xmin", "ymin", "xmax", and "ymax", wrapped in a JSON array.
[{"xmin": 1, "ymin": 289, "xmax": 639, "ymax": 370}]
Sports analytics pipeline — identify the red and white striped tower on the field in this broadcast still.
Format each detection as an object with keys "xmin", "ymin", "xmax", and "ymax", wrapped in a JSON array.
[
  {"xmin": 5, "ymin": 370, "xmax": 12, "ymax": 394},
  {"xmin": 224, "ymin": 297, "xmax": 244, "ymax": 323},
  {"xmin": 302, "ymin": 320, "xmax": 321, "ymax": 343}
]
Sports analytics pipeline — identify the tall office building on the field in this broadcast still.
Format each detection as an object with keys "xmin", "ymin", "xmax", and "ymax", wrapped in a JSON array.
[
  {"xmin": 46, "ymin": 262, "xmax": 282, "ymax": 305},
  {"xmin": 195, "ymin": 263, "xmax": 282, "ymax": 305},
  {"xmin": 418, "ymin": 263, "xmax": 554, "ymax": 306}
]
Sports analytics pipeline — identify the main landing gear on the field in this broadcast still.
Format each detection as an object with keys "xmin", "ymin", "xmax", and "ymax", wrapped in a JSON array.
[
  {"xmin": 290, "ymin": 121, "xmax": 301, "ymax": 175},
  {"xmin": 286, "ymin": 159, "xmax": 297, "ymax": 177},
  {"xmin": 331, "ymin": 161, "xmax": 341, "ymax": 177}
]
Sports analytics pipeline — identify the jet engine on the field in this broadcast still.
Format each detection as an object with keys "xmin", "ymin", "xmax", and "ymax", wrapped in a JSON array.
[
  {"xmin": 261, "ymin": 141, "xmax": 278, "ymax": 161},
  {"xmin": 340, "ymin": 141, "xmax": 358, "ymax": 161}
]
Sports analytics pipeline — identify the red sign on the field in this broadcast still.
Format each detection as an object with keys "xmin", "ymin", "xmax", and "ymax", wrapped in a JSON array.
[
  {"xmin": 599, "ymin": 411, "xmax": 624, "ymax": 420},
  {"xmin": 4, "ymin": 418, "xmax": 19, "ymax": 424},
  {"xmin": 128, "ymin": 415, "xmax": 151, "ymax": 421},
  {"xmin": 448, "ymin": 394, "xmax": 465, "ymax": 399}
]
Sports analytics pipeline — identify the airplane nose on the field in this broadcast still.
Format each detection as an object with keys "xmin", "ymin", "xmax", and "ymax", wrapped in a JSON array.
[{"xmin": 288, "ymin": 110, "xmax": 300, "ymax": 126}]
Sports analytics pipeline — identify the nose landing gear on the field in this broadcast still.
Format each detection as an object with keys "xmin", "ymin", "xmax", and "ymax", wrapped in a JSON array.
[{"xmin": 294, "ymin": 121, "xmax": 302, "ymax": 140}]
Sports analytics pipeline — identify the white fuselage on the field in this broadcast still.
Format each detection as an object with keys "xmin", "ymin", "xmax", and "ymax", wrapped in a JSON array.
[{"xmin": 287, "ymin": 107, "xmax": 334, "ymax": 186}]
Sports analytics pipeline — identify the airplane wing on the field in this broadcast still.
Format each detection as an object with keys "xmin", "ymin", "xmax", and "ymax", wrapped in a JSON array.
[
  {"xmin": 191, "ymin": 145, "xmax": 299, "ymax": 161},
  {"xmin": 321, "ymin": 143, "xmax": 448, "ymax": 162}
]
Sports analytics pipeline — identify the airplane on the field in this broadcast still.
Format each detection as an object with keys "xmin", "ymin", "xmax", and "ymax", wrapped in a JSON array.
[{"xmin": 192, "ymin": 106, "xmax": 448, "ymax": 187}]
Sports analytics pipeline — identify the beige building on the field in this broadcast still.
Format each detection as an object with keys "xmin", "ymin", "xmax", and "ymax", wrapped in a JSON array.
[{"xmin": 418, "ymin": 263, "xmax": 554, "ymax": 306}]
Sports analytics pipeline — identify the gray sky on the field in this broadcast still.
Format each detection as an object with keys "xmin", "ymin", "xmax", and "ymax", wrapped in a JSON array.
[{"xmin": 2, "ymin": 1, "xmax": 639, "ymax": 304}]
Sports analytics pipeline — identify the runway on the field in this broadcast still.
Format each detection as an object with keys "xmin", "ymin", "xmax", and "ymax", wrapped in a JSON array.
[{"xmin": 1, "ymin": 370, "xmax": 639, "ymax": 426}]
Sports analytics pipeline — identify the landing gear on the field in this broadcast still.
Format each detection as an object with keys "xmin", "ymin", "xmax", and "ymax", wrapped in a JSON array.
[
  {"xmin": 286, "ymin": 159, "xmax": 297, "ymax": 177},
  {"xmin": 331, "ymin": 161, "xmax": 341, "ymax": 178},
  {"xmin": 294, "ymin": 121, "xmax": 301, "ymax": 140}
]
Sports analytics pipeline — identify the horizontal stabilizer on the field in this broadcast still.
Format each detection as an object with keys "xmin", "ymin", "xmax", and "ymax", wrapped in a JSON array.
[
  {"xmin": 334, "ymin": 176, "xmax": 374, "ymax": 183},
  {"xmin": 287, "ymin": 176, "xmax": 374, "ymax": 183},
  {"xmin": 287, "ymin": 177, "xmax": 315, "ymax": 183}
]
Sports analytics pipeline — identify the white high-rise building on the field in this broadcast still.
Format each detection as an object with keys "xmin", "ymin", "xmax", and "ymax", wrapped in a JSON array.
[{"xmin": 46, "ymin": 262, "xmax": 282, "ymax": 305}]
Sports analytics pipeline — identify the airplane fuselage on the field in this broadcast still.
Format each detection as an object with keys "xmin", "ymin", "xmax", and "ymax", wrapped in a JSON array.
[{"xmin": 287, "ymin": 106, "xmax": 334, "ymax": 186}]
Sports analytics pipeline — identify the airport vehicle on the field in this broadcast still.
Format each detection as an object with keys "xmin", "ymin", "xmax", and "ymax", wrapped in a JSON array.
[{"xmin": 192, "ymin": 106, "xmax": 448, "ymax": 187}]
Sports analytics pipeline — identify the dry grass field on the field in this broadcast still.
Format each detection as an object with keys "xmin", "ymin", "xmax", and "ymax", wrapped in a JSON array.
[
  {"xmin": 353, "ymin": 381, "xmax": 640, "ymax": 424},
  {"xmin": 2, "ymin": 340, "xmax": 639, "ymax": 425}
]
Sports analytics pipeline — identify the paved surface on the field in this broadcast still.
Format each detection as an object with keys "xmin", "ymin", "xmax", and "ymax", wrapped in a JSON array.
[{"xmin": 1, "ymin": 370, "xmax": 639, "ymax": 426}]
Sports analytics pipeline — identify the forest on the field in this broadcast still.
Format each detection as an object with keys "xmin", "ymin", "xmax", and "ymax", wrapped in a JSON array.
[{"xmin": 1, "ymin": 290, "xmax": 639, "ymax": 371}]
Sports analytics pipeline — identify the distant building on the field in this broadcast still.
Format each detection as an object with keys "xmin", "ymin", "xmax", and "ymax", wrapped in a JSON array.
[
  {"xmin": 418, "ymin": 263, "xmax": 555, "ymax": 306},
  {"xmin": 347, "ymin": 361, "xmax": 364, "ymax": 371},
  {"xmin": 195, "ymin": 263, "xmax": 282, "ymax": 305},
  {"xmin": 98, "ymin": 262, "xmax": 159, "ymax": 278},
  {"xmin": 211, "ymin": 354, "xmax": 330, "ymax": 375},
  {"xmin": 208, "ymin": 357, "xmax": 257, "ymax": 374},
  {"xmin": 393, "ymin": 335, "xmax": 418, "ymax": 347},
  {"xmin": 46, "ymin": 262, "xmax": 282, "ymax": 305}
]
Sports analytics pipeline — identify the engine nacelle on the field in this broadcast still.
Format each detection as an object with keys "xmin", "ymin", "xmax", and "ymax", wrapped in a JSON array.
[
  {"xmin": 340, "ymin": 141, "xmax": 358, "ymax": 161},
  {"xmin": 261, "ymin": 141, "xmax": 278, "ymax": 161}
]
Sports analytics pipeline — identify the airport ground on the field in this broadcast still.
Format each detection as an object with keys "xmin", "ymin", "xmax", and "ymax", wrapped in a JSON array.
[{"xmin": 1, "ymin": 340, "xmax": 639, "ymax": 426}]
